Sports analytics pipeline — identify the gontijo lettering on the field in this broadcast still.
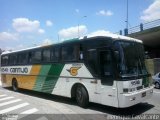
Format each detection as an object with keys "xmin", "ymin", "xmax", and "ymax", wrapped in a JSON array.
[
  {"xmin": 1, "ymin": 66, "xmax": 31, "ymax": 74},
  {"xmin": 10, "ymin": 67, "xmax": 28, "ymax": 73}
]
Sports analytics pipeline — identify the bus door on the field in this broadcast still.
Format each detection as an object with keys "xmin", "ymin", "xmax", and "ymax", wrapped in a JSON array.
[
  {"xmin": 87, "ymin": 48, "xmax": 101, "ymax": 103},
  {"xmin": 98, "ymin": 48, "xmax": 119, "ymax": 106}
]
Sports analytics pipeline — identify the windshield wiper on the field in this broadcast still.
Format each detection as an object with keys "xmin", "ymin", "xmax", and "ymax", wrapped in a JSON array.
[{"xmin": 120, "ymin": 74, "xmax": 139, "ymax": 80}]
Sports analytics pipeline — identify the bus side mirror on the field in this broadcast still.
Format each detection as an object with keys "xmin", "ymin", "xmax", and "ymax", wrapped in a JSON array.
[{"xmin": 114, "ymin": 51, "xmax": 120, "ymax": 62}]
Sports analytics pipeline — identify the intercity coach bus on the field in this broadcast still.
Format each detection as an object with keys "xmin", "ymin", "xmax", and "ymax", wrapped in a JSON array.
[{"xmin": 0, "ymin": 34, "xmax": 153, "ymax": 108}]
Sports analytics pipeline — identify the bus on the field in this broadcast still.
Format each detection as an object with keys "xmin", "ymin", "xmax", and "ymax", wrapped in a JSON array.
[{"xmin": 0, "ymin": 34, "xmax": 153, "ymax": 108}]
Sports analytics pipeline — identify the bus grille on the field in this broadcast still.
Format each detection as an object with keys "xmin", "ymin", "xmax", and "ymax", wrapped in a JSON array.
[{"xmin": 137, "ymin": 86, "xmax": 143, "ymax": 90}]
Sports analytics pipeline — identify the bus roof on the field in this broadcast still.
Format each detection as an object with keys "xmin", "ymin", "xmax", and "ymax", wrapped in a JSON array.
[
  {"xmin": 1, "ymin": 45, "xmax": 43, "ymax": 55},
  {"xmin": 80, "ymin": 33, "xmax": 142, "ymax": 43},
  {"xmin": 1, "ymin": 33, "xmax": 142, "ymax": 55}
]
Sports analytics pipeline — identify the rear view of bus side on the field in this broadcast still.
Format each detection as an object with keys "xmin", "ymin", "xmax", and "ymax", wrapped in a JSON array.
[{"xmin": 0, "ymin": 34, "xmax": 154, "ymax": 108}]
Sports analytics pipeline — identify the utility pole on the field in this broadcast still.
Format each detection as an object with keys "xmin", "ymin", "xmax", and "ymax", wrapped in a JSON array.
[
  {"xmin": 126, "ymin": 0, "xmax": 128, "ymax": 30},
  {"xmin": 124, "ymin": 0, "xmax": 129, "ymax": 36}
]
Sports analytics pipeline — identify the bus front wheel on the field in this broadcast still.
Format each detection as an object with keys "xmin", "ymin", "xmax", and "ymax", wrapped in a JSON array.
[
  {"xmin": 76, "ymin": 85, "xmax": 89, "ymax": 108},
  {"xmin": 12, "ymin": 79, "xmax": 19, "ymax": 92}
]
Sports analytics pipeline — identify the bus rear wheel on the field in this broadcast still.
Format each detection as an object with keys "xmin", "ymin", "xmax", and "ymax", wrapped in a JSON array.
[
  {"xmin": 76, "ymin": 85, "xmax": 89, "ymax": 108},
  {"xmin": 12, "ymin": 80, "xmax": 19, "ymax": 91}
]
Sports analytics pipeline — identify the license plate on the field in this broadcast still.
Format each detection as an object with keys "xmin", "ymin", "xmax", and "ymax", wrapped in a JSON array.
[{"xmin": 142, "ymin": 92, "xmax": 146, "ymax": 97}]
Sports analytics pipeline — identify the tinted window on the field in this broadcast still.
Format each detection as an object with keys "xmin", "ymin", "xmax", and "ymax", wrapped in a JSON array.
[
  {"xmin": 9, "ymin": 54, "xmax": 17, "ymax": 65},
  {"xmin": 42, "ymin": 49, "xmax": 50, "ymax": 62},
  {"xmin": 51, "ymin": 47, "xmax": 59, "ymax": 62},
  {"xmin": 100, "ymin": 50, "xmax": 114, "ymax": 85},
  {"xmin": 29, "ymin": 50, "xmax": 41, "ymax": 63},
  {"xmin": 83, "ymin": 38, "xmax": 112, "ymax": 50},
  {"xmin": 1, "ymin": 55, "xmax": 9, "ymax": 66},
  {"xmin": 17, "ymin": 53, "xmax": 28, "ymax": 64},
  {"xmin": 61, "ymin": 45, "xmax": 77, "ymax": 61},
  {"xmin": 79, "ymin": 44, "xmax": 84, "ymax": 60},
  {"xmin": 87, "ymin": 49, "xmax": 98, "ymax": 76},
  {"xmin": 113, "ymin": 41, "xmax": 148, "ymax": 76}
]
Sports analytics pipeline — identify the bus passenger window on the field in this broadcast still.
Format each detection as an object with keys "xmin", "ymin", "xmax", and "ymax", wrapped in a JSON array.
[
  {"xmin": 42, "ymin": 49, "xmax": 50, "ymax": 62},
  {"xmin": 9, "ymin": 55, "xmax": 17, "ymax": 65},
  {"xmin": 79, "ymin": 45, "xmax": 83, "ymax": 60},
  {"xmin": 62, "ymin": 46, "xmax": 77, "ymax": 62},
  {"xmin": 28, "ymin": 52, "xmax": 32, "ymax": 63},
  {"xmin": 80, "ymin": 52, "xmax": 83, "ymax": 60},
  {"xmin": 31, "ymin": 50, "xmax": 41, "ymax": 63},
  {"xmin": 17, "ymin": 53, "xmax": 28, "ymax": 64},
  {"xmin": 1, "ymin": 55, "xmax": 9, "ymax": 66},
  {"xmin": 51, "ymin": 47, "xmax": 59, "ymax": 62}
]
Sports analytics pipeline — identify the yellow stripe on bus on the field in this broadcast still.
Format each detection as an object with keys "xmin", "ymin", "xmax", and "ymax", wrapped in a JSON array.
[
  {"xmin": 2, "ymin": 65, "xmax": 41, "ymax": 90},
  {"xmin": 24, "ymin": 65, "xmax": 41, "ymax": 90}
]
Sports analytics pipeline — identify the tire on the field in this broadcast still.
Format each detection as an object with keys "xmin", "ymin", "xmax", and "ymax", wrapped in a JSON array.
[
  {"xmin": 155, "ymin": 82, "xmax": 160, "ymax": 89},
  {"xmin": 12, "ymin": 80, "xmax": 19, "ymax": 91},
  {"xmin": 76, "ymin": 85, "xmax": 89, "ymax": 108}
]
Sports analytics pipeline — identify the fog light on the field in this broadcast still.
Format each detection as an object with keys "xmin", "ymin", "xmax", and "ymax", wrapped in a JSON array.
[
  {"xmin": 123, "ymin": 88, "xmax": 128, "ymax": 93},
  {"xmin": 150, "ymin": 90, "xmax": 153, "ymax": 93},
  {"xmin": 130, "ymin": 97, "xmax": 136, "ymax": 101},
  {"xmin": 129, "ymin": 88, "xmax": 136, "ymax": 92}
]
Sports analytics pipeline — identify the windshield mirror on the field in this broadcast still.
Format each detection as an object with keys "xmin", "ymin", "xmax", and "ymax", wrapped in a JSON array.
[{"xmin": 114, "ymin": 51, "xmax": 120, "ymax": 62}]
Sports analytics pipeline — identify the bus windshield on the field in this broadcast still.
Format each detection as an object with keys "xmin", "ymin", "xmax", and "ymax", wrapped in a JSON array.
[{"xmin": 114, "ymin": 40, "xmax": 148, "ymax": 78}]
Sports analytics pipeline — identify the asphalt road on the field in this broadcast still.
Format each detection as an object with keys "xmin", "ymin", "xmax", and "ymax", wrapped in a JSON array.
[{"xmin": 0, "ymin": 84, "xmax": 160, "ymax": 120}]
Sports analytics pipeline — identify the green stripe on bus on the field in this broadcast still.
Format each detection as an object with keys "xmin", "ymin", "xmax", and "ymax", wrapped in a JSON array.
[
  {"xmin": 33, "ymin": 64, "xmax": 64, "ymax": 93},
  {"xmin": 33, "ymin": 65, "xmax": 51, "ymax": 91},
  {"xmin": 41, "ymin": 64, "xmax": 64, "ymax": 93}
]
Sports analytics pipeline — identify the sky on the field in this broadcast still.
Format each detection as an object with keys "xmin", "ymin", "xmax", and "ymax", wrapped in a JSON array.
[{"xmin": 0, "ymin": 0, "xmax": 160, "ymax": 51}]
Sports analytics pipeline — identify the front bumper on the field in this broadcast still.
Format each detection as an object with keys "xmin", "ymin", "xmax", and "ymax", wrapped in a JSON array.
[{"xmin": 118, "ymin": 86, "xmax": 154, "ymax": 108}]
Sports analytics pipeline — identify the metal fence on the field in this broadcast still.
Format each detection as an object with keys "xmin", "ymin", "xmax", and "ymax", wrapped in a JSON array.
[{"xmin": 116, "ymin": 19, "xmax": 160, "ymax": 35}]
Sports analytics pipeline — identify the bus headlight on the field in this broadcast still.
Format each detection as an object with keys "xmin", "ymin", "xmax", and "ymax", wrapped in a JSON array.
[
  {"xmin": 129, "ymin": 88, "xmax": 136, "ymax": 92},
  {"xmin": 123, "ymin": 88, "xmax": 136, "ymax": 93},
  {"xmin": 123, "ymin": 88, "xmax": 128, "ymax": 93}
]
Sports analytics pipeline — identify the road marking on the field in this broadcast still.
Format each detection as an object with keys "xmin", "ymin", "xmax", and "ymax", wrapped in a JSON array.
[
  {"xmin": 0, "ymin": 96, "xmax": 14, "ymax": 101},
  {"xmin": 0, "ymin": 94, "xmax": 7, "ymax": 97},
  {"xmin": 20, "ymin": 108, "xmax": 38, "ymax": 114},
  {"xmin": 0, "ymin": 99, "xmax": 22, "ymax": 107},
  {"xmin": 0, "ymin": 103, "xmax": 29, "ymax": 114}
]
